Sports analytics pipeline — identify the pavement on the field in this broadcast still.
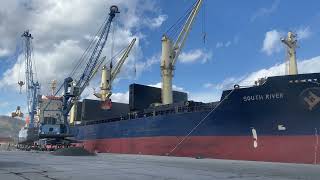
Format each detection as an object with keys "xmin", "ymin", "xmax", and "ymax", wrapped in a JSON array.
[{"xmin": 0, "ymin": 151, "xmax": 319, "ymax": 180}]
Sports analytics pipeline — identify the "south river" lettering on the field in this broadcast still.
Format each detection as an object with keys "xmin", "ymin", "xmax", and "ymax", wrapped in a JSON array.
[{"xmin": 243, "ymin": 93, "xmax": 284, "ymax": 102}]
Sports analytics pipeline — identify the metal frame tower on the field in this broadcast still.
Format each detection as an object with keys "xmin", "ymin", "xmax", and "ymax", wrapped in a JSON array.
[{"xmin": 22, "ymin": 30, "xmax": 40, "ymax": 128}]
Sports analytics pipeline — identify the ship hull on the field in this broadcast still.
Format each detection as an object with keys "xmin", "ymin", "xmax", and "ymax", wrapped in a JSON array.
[
  {"xmin": 79, "ymin": 135, "xmax": 319, "ymax": 164},
  {"xmin": 72, "ymin": 73, "xmax": 320, "ymax": 164}
]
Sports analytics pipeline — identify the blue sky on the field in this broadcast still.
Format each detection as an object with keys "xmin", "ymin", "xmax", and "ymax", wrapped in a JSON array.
[{"xmin": 1, "ymin": 0, "xmax": 320, "ymax": 116}]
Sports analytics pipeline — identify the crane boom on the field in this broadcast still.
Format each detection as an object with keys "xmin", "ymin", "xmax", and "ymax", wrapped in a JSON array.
[
  {"xmin": 77, "ymin": 5, "xmax": 119, "ymax": 95},
  {"xmin": 94, "ymin": 38, "xmax": 136, "ymax": 103},
  {"xmin": 111, "ymin": 38, "xmax": 136, "ymax": 82},
  {"xmin": 62, "ymin": 5, "xmax": 119, "ymax": 130},
  {"xmin": 171, "ymin": 0, "xmax": 203, "ymax": 66},
  {"xmin": 161, "ymin": 0, "xmax": 203, "ymax": 104}
]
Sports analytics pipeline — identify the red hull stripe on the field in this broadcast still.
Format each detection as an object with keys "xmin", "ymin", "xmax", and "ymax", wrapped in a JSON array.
[{"xmin": 76, "ymin": 135, "xmax": 320, "ymax": 164}]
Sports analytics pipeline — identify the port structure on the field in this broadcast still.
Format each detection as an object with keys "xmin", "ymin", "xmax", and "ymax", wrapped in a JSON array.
[
  {"xmin": 61, "ymin": 5, "xmax": 120, "ymax": 135},
  {"xmin": 161, "ymin": 0, "xmax": 203, "ymax": 105},
  {"xmin": 21, "ymin": 30, "xmax": 40, "ymax": 128},
  {"xmin": 15, "ymin": 30, "xmax": 41, "ymax": 149},
  {"xmin": 94, "ymin": 38, "xmax": 136, "ymax": 109},
  {"xmin": 281, "ymin": 31, "xmax": 298, "ymax": 75}
]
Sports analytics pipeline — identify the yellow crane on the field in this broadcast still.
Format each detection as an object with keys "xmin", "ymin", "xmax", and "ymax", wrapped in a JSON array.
[
  {"xmin": 94, "ymin": 38, "xmax": 136, "ymax": 109},
  {"xmin": 281, "ymin": 31, "xmax": 298, "ymax": 75},
  {"xmin": 11, "ymin": 106, "xmax": 24, "ymax": 118},
  {"xmin": 161, "ymin": 0, "xmax": 203, "ymax": 104}
]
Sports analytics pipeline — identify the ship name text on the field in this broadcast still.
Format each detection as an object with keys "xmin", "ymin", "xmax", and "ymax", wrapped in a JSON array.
[{"xmin": 243, "ymin": 93, "xmax": 284, "ymax": 102}]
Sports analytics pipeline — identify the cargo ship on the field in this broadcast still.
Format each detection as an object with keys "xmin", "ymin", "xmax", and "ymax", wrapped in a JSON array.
[
  {"xmin": 68, "ymin": 2, "xmax": 320, "ymax": 164},
  {"xmin": 16, "ymin": 1, "xmax": 319, "ymax": 164},
  {"xmin": 71, "ymin": 72, "xmax": 320, "ymax": 164}
]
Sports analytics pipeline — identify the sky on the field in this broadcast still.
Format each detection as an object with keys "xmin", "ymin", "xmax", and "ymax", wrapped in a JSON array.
[{"xmin": 1, "ymin": 0, "xmax": 320, "ymax": 116}]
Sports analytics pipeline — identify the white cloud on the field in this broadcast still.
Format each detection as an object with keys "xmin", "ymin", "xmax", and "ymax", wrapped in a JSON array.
[
  {"xmin": 261, "ymin": 30, "xmax": 283, "ymax": 55},
  {"xmin": 215, "ymin": 42, "xmax": 224, "ymax": 48},
  {"xmin": 0, "ymin": 39, "xmax": 84, "ymax": 92},
  {"xmin": 143, "ymin": 14, "xmax": 168, "ymax": 29},
  {"xmin": 215, "ymin": 40, "xmax": 234, "ymax": 48},
  {"xmin": 203, "ymin": 77, "xmax": 246, "ymax": 91},
  {"xmin": 261, "ymin": 28, "xmax": 312, "ymax": 56},
  {"xmin": 203, "ymin": 83, "xmax": 214, "ymax": 89},
  {"xmin": 240, "ymin": 56, "xmax": 320, "ymax": 86},
  {"xmin": 225, "ymin": 41, "xmax": 231, "ymax": 47},
  {"xmin": 227, "ymin": 56, "xmax": 320, "ymax": 87},
  {"xmin": 0, "ymin": 0, "xmax": 165, "ymax": 95},
  {"xmin": 0, "ymin": 101, "xmax": 9, "ymax": 108},
  {"xmin": 178, "ymin": 49, "xmax": 212, "ymax": 64},
  {"xmin": 134, "ymin": 53, "xmax": 160, "ymax": 77},
  {"xmin": 81, "ymin": 87, "xmax": 129, "ymax": 103},
  {"xmin": 149, "ymin": 82, "xmax": 185, "ymax": 92},
  {"xmin": 0, "ymin": 48, "xmax": 10, "ymax": 57},
  {"xmin": 200, "ymin": 56, "xmax": 320, "ymax": 103},
  {"xmin": 189, "ymin": 92, "xmax": 221, "ymax": 103},
  {"xmin": 296, "ymin": 27, "xmax": 311, "ymax": 40},
  {"xmin": 111, "ymin": 91, "xmax": 130, "ymax": 103},
  {"xmin": 251, "ymin": 0, "xmax": 280, "ymax": 22},
  {"xmin": 239, "ymin": 63, "xmax": 285, "ymax": 86}
]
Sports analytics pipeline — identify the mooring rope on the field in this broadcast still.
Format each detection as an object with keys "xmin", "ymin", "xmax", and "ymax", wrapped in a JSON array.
[{"xmin": 168, "ymin": 88, "xmax": 236, "ymax": 156}]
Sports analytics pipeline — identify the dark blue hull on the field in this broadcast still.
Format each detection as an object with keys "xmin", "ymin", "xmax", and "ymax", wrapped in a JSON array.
[{"xmin": 72, "ymin": 73, "xmax": 320, "ymax": 164}]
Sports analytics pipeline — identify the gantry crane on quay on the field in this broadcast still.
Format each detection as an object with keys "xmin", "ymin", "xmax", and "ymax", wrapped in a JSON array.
[
  {"xmin": 61, "ymin": 5, "xmax": 119, "ymax": 130},
  {"xmin": 13, "ymin": 5, "xmax": 123, "ymax": 150},
  {"xmin": 38, "ymin": 5, "xmax": 135, "ymax": 148},
  {"xmin": 16, "ymin": 30, "xmax": 41, "ymax": 148}
]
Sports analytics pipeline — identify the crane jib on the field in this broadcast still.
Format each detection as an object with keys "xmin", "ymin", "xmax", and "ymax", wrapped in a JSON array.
[{"xmin": 62, "ymin": 6, "xmax": 120, "ymax": 128}]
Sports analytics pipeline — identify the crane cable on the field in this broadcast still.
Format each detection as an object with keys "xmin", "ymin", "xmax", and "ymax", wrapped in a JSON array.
[
  {"xmin": 202, "ymin": 0, "xmax": 206, "ymax": 44},
  {"xmin": 167, "ymin": 88, "xmax": 236, "ymax": 156},
  {"xmin": 17, "ymin": 39, "xmax": 24, "ymax": 93},
  {"xmin": 69, "ymin": 18, "xmax": 108, "ymax": 80},
  {"xmin": 166, "ymin": 6, "xmax": 194, "ymax": 41},
  {"xmin": 42, "ymin": 46, "xmax": 127, "ymax": 112},
  {"xmin": 110, "ymin": 17, "xmax": 116, "ymax": 68},
  {"xmin": 165, "ymin": 1, "xmax": 196, "ymax": 39}
]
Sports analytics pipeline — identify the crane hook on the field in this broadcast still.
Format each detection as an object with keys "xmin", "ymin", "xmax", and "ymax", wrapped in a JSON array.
[{"xmin": 18, "ymin": 81, "xmax": 25, "ymax": 94}]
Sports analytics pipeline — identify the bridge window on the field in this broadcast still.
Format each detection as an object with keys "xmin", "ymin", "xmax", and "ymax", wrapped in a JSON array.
[{"xmin": 43, "ymin": 117, "xmax": 57, "ymax": 125}]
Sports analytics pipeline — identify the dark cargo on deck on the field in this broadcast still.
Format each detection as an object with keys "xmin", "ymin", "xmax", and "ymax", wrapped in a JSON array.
[
  {"xmin": 129, "ymin": 83, "xmax": 188, "ymax": 111},
  {"xmin": 75, "ymin": 99, "xmax": 129, "ymax": 122}
]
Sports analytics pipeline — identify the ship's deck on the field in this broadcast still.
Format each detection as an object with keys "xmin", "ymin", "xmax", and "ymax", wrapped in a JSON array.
[{"xmin": 0, "ymin": 151, "xmax": 319, "ymax": 180}]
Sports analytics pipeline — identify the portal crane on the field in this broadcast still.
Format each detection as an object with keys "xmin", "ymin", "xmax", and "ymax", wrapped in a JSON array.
[
  {"xmin": 94, "ymin": 38, "xmax": 136, "ymax": 109},
  {"xmin": 62, "ymin": 5, "xmax": 119, "ymax": 132},
  {"xmin": 161, "ymin": 0, "xmax": 203, "ymax": 104},
  {"xmin": 21, "ymin": 30, "xmax": 40, "ymax": 127}
]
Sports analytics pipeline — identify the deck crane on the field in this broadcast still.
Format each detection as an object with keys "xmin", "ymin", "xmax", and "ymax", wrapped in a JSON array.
[
  {"xmin": 281, "ymin": 31, "xmax": 298, "ymax": 75},
  {"xmin": 61, "ymin": 5, "xmax": 119, "ymax": 134},
  {"xmin": 94, "ymin": 38, "xmax": 136, "ymax": 109},
  {"xmin": 161, "ymin": 0, "xmax": 203, "ymax": 104}
]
